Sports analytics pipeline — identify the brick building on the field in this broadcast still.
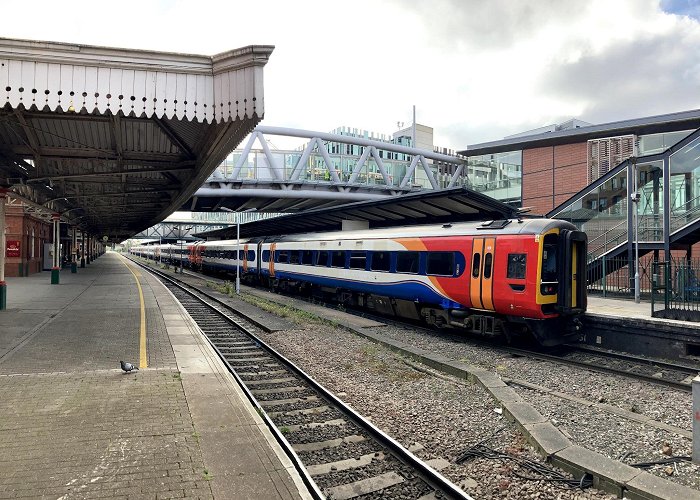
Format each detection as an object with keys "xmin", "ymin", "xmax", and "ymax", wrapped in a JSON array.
[
  {"xmin": 4, "ymin": 204, "xmax": 52, "ymax": 277},
  {"xmin": 460, "ymin": 109, "xmax": 700, "ymax": 216}
]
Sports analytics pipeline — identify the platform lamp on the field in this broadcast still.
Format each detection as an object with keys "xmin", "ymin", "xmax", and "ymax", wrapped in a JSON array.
[
  {"xmin": 179, "ymin": 225, "xmax": 192, "ymax": 274},
  {"xmin": 631, "ymin": 157, "xmax": 641, "ymax": 304},
  {"xmin": 221, "ymin": 207, "xmax": 257, "ymax": 295}
]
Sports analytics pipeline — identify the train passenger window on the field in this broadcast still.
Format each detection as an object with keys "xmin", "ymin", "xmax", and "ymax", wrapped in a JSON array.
[
  {"xmin": 349, "ymin": 251, "xmax": 367, "ymax": 270},
  {"xmin": 370, "ymin": 251, "xmax": 390, "ymax": 272},
  {"xmin": 427, "ymin": 252, "xmax": 454, "ymax": 276},
  {"xmin": 262, "ymin": 250, "xmax": 270, "ymax": 262},
  {"xmin": 331, "ymin": 250, "xmax": 346, "ymax": 268},
  {"xmin": 301, "ymin": 250, "xmax": 314, "ymax": 265},
  {"xmin": 239, "ymin": 250, "xmax": 245, "ymax": 260},
  {"xmin": 396, "ymin": 251, "xmax": 419, "ymax": 273},
  {"xmin": 289, "ymin": 251, "xmax": 300, "ymax": 264},
  {"xmin": 276, "ymin": 250, "xmax": 289, "ymax": 263},
  {"xmin": 472, "ymin": 253, "xmax": 481, "ymax": 278},
  {"xmin": 247, "ymin": 250, "xmax": 255, "ymax": 261},
  {"xmin": 483, "ymin": 253, "xmax": 493, "ymax": 279},
  {"xmin": 507, "ymin": 254, "xmax": 527, "ymax": 279},
  {"xmin": 316, "ymin": 250, "xmax": 329, "ymax": 266}
]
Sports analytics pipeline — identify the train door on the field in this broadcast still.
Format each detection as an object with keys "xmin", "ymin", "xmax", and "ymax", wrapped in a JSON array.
[
  {"xmin": 243, "ymin": 244, "xmax": 249, "ymax": 273},
  {"xmin": 469, "ymin": 237, "xmax": 496, "ymax": 311},
  {"xmin": 269, "ymin": 243, "xmax": 276, "ymax": 278}
]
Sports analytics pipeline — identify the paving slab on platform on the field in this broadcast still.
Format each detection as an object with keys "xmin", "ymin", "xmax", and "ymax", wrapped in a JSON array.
[{"xmin": 0, "ymin": 252, "xmax": 310, "ymax": 500}]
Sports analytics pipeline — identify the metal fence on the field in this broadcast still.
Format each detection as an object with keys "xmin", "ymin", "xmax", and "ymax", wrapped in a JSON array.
[
  {"xmin": 587, "ymin": 255, "xmax": 653, "ymax": 298},
  {"xmin": 651, "ymin": 259, "xmax": 700, "ymax": 320}
]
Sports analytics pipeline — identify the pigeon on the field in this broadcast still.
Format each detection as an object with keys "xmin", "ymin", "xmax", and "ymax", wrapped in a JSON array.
[{"xmin": 120, "ymin": 360, "xmax": 139, "ymax": 373}]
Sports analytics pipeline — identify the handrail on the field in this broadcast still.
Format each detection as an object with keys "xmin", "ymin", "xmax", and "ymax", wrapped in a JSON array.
[{"xmin": 587, "ymin": 219, "xmax": 627, "ymax": 245}]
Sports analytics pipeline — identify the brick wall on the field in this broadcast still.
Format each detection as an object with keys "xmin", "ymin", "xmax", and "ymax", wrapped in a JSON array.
[
  {"xmin": 522, "ymin": 142, "xmax": 588, "ymax": 215},
  {"xmin": 4, "ymin": 206, "xmax": 51, "ymax": 277}
]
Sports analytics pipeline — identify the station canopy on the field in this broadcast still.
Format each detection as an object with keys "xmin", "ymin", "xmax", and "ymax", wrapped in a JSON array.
[
  {"xmin": 198, "ymin": 187, "xmax": 522, "ymax": 240},
  {"xmin": 0, "ymin": 38, "xmax": 273, "ymax": 242}
]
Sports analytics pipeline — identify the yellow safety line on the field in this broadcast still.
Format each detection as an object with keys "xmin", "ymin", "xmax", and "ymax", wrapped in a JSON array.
[{"xmin": 120, "ymin": 255, "xmax": 148, "ymax": 369}]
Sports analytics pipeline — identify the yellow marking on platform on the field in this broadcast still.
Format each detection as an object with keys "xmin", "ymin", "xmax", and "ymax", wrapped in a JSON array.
[{"xmin": 119, "ymin": 255, "xmax": 148, "ymax": 369}]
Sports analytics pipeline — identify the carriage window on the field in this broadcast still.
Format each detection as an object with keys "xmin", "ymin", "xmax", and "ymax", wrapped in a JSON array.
[
  {"xmin": 239, "ymin": 250, "xmax": 245, "ymax": 260},
  {"xmin": 289, "ymin": 251, "xmax": 300, "ymax": 264},
  {"xmin": 349, "ymin": 251, "xmax": 367, "ymax": 270},
  {"xmin": 316, "ymin": 250, "xmax": 329, "ymax": 266},
  {"xmin": 301, "ymin": 250, "xmax": 314, "ymax": 265},
  {"xmin": 396, "ymin": 251, "xmax": 419, "ymax": 273},
  {"xmin": 247, "ymin": 250, "xmax": 255, "ymax": 261},
  {"xmin": 427, "ymin": 252, "xmax": 454, "ymax": 276},
  {"xmin": 371, "ymin": 251, "xmax": 390, "ymax": 272},
  {"xmin": 262, "ymin": 250, "xmax": 270, "ymax": 262},
  {"xmin": 483, "ymin": 253, "xmax": 493, "ymax": 279},
  {"xmin": 507, "ymin": 254, "xmax": 527, "ymax": 279},
  {"xmin": 472, "ymin": 253, "xmax": 481, "ymax": 277},
  {"xmin": 276, "ymin": 250, "xmax": 289, "ymax": 263},
  {"xmin": 331, "ymin": 250, "xmax": 346, "ymax": 268}
]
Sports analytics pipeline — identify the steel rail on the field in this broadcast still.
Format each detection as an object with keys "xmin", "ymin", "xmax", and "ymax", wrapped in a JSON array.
[
  {"xmin": 130, "ymin": 257, "xmax": 472, "ymax": 500},
  {"xmin": 500, "ymin": 346, "xmax": 693, "ymax": 392}
]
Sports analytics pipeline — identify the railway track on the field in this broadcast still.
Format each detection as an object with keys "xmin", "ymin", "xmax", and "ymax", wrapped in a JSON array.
[
  {"xmin": 180, "ymin": 265, "xmax": 699, "ymax": 392},
  {"xmin": 137, "ymin": 261, "xmax": 471, "ymax": 500}
]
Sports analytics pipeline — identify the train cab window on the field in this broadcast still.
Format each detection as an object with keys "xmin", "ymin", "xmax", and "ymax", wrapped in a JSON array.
[
  {"xmin": 427, "ymin": 252, "xmax": 454, "ymax": 276},
  {"xmin": 483, "ymin": 253, "xmax": 493, "ymax": 279},
  {"xmin": 276, "ymin": 250, "xmax": 289, "ymax": 263},
  {"xmin": 331, "ymin": 250, "xmax": 346, "ymax": 268},
  {"xmin": 262, "ymin": 250, "xmax": 270, "ymax": 262},
  {"xmin": 316, "ymin": 250, "xmax": 329, "ymax": 266},
  {"xmin": 289, "ymin": 251, "xmax": 300, "ymax": 264},
  {"xmin": 370, "ymin": 251, "xmax": 391, "ymax": 272},
  {"xmin": 541, "ymin": 234, "xmax": 558, "ymax": 282},
  {"xmin": 507, "ymin": 254, "xmax": 527, "ymax": 279},
  {"xmin": 349, "ymin": 251, "xmax": 367, "ymax": 270},
  {"xmin": 396, "ymin": 251, "xmax": 419, "ymax": 273},
  {"xmin": 301, "ymin": 250, "xmax": 314, "ymax": 265}
]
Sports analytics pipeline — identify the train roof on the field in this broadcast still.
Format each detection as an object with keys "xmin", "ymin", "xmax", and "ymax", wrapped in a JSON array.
[
  {"xmin": 200, "ymin": 218, "xmax": 576, "ymax": 246},
  {"xmin": 197, "ymin": 187, "xmax": 522, "ymax": 240}
]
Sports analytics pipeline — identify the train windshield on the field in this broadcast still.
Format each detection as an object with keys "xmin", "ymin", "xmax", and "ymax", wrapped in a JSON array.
[{"xmin": 541, "ymin": 234, "xmax": 558, "ymax": 282}]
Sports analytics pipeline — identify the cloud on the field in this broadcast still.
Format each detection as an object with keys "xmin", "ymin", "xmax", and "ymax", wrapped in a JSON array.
[
  {"xmin": 2, "ymin": 0, "xmax": 700, "ymax": 153},
  {"xmin": 537, "ymin": 14, "xmax": 700, "ymax": 124}
]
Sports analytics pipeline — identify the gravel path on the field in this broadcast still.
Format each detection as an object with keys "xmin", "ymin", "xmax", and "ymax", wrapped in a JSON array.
[{"xmin": 259, "ymin": 322, "xmax": 616, "ymax": 500}]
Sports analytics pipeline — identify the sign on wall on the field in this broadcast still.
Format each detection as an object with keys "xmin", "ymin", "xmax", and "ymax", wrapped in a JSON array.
[{"xmin": 6, "ymin": 240, "xmax": 20, "ymax": 258}]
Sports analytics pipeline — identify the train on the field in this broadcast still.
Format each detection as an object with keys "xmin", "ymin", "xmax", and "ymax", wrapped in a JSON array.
[{"xmin": 130, "ymin": 217, "xmax": 587, "ymax": 346}]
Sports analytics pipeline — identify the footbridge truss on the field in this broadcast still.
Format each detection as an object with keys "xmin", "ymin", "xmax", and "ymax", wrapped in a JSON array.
[{"xmin": 187, "ymin": 126, "xmax": 471, "ymax": 212}]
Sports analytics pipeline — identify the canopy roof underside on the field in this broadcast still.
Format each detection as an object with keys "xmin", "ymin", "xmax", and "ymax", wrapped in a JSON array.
[{"xmin": 0, "ymin": 37, "xmax": 273, "ymax": 241}]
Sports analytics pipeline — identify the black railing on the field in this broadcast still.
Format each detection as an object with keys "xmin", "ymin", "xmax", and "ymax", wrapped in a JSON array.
[
  {"xmin": 652, "ymin": 259, "xmax": 700, "ymax": 321},
  {"xmin": 588, "ymin": 255, "xmax": 653, "ymax": 298}
]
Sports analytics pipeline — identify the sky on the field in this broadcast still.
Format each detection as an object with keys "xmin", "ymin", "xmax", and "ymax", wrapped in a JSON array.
[{"xmin": 3, "ymin": 0, "xmax": 700, "ymax": 151}]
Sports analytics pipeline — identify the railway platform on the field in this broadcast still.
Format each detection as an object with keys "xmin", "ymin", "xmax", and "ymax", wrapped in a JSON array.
[{"xmin": 0, "ymin": 252, "xmax": 311, "ymax": 500}]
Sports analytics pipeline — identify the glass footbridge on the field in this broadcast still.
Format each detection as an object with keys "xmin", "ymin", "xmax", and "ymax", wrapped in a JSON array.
[{"xmin": 549, "ymin": 127, "xmax": 700, "ymax": 295}]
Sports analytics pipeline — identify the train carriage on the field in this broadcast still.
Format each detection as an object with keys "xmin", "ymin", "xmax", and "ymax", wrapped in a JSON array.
[
  {"xmin": 256, "ymin": 218, "xmax": 586, "ymax": 345},
  {"xmin": 134, "ymin": 217, "xmax": 586, "ymax": 346}
]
